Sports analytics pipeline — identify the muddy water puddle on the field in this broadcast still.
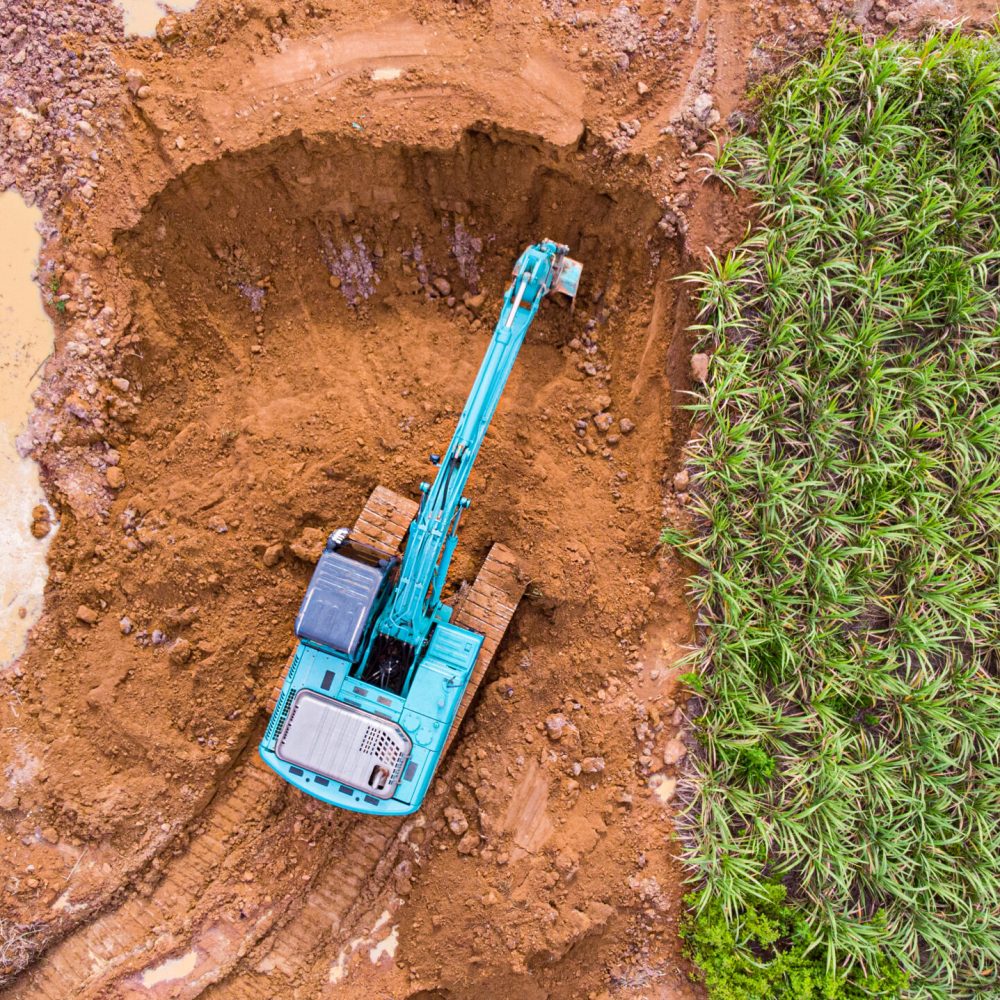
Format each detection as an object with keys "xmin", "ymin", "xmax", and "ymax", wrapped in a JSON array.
[
  {"xmin": 0, "ymin": 191, "xmax": 55, "ymax": 667},
  {"xmin": 115, "ymin": 0, "xmax": 201, "ymax": 36}
]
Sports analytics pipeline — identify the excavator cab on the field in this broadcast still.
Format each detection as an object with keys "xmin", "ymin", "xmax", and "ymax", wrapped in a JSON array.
[
  {"xmin": 295, "ymin": 534, "xmax": 418, "ymax": 695},
  {"xmin": 294, "ymin": 535, "xmax": 398, "ymax": 662}
]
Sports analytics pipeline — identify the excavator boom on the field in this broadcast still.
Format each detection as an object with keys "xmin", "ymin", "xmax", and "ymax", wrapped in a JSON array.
[{"xmin": 379, "ymin": 241, "xmax": 581, "ymax": 649}]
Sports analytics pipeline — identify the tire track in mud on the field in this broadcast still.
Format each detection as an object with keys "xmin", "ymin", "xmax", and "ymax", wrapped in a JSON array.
[
  {"xmin": 9, "ymin": 751, "xmax": 410, "ymax": 999},
  {"xmin": 10, "ymin": 488, "xmax": 520, "ymax": 998},
  {"xmin": 200, "ymin": 818, "xmax": 408, "ymax": 999},
  {"xmin": 7, "ymin": 749, "xmax": 281, "ymax": 999},
  {"xmin": 190, "ymin": 18, "xmax": 584, "ymax": 154},
  {"xmin": 8, "ymin": 490, "xmax": 417, "ymax": 999}
]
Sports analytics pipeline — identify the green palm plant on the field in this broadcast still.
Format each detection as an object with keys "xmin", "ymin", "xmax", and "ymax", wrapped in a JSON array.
[{"xmin": 673, "ymin": 26, "xmax": 1000, "ymax": 1000}]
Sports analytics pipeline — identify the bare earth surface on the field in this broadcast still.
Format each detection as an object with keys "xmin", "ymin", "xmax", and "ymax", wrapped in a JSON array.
[{"xmin": 0, "ymin": 0, "xmax": 994, "ymax": 998}]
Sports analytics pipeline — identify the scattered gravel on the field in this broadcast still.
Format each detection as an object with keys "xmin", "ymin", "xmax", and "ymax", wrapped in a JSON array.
[
  {"xmin": 444, "ymin": 218, "xmax": 483, "ymax": 292},
  {"xmin": 0, "ymin": 0, "xmax": 125, "ymax": 210},
  {"xmin": 319, "ymin": 232, "xmax": 381, "ymax": 306}
]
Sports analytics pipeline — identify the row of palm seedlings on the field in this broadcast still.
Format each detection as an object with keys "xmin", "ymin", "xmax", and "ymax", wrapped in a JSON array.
[{"xmin": 672, "ymin": 27, "xmax": 1000, "ymax": 999}]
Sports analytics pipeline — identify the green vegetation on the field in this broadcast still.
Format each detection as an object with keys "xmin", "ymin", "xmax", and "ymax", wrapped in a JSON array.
[
  {"xmin": 48, "ymin": 273, "xmax": 66, "ymax": 314},
  {"xmin": 672, "ymin": 28, "xmax": 1000, "ymax": 999},
  {"xmin": 682, "ymin": 885, "xmax": 908, "ymax": 1000}
]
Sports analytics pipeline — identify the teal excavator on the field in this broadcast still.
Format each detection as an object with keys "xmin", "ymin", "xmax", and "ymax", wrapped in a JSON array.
[{"xmin": 259, "ymin": 240, "xmax": 582, "ymax": 815}]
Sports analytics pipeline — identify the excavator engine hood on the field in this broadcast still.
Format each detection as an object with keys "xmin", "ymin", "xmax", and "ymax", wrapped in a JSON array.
[{"xmin": 275, "ymin": 690, "xmax": 412, "ymax": 799}]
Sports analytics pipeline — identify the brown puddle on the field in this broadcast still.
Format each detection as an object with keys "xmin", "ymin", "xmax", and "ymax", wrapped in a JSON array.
[
  {"xmin": 0, "ymin": 191, "xmax": 55, "ymax": 667},
  {"xmin": 115, "ymin": 0, "xmax": 201, "ymax": 36}
]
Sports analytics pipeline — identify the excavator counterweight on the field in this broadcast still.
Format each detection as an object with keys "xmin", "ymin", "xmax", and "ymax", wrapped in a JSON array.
[{"xmin": 259, "ymin": 240, "xmax": 582, "ymax": 815}]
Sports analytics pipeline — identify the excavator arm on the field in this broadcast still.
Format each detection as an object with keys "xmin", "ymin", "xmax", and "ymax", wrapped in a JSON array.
[
  {"xmin": 376, "ymin": 240, "xmax": 582, "ymax": 656},
  {"xmin": 261, "ymin": 239, "xmax": 581, "ymax": 815}
]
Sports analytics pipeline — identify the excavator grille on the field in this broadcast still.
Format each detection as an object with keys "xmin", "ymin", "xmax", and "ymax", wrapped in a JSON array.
[
  {"xmin": 276, "ymin": 690, "xmax": 412, "ymax": 799},
  {"xmin": 359, "ymin": 724, "xmax": 404, "ymax": 766}
]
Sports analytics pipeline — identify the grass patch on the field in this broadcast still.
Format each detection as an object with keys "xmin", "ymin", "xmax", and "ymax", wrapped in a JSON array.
[
  {"xmin": 673, "ymin": 28, "xmax": 1000, "ymax": 999},
  {"xmin": 682, "ymin": 884, "xmax": 909, "ymax": 999}
]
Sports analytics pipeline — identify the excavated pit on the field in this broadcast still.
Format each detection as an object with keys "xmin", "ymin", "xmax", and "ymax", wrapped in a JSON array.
[
  {"xmin": 8, "ymin": 129, "xmax": 697, "ymax": 999},
  {"xmin": 107, "ymin": 127, "xmax": 689, "ymax": 751},
  {"xmin": 109, "ymin": 128, "xmax": 688, "ymax": 794}
]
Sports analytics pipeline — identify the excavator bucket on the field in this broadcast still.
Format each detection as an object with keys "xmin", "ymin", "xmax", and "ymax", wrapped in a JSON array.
[{"xmin": 553, "ymin": 255, "xmax": 583, "ymax": 301}]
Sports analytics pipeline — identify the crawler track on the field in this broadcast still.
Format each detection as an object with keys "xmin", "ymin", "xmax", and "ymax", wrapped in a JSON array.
[
  {"xmin": 447, "ymin": 544, "xmax": 526, "ymax": 750},
  {"xmin": 11, "ymin": 487, "xmax": 520, "ymax": 998},
  {"xmin": 349, "ymin": 484, "xmax": 419, "ymax": 558}
]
